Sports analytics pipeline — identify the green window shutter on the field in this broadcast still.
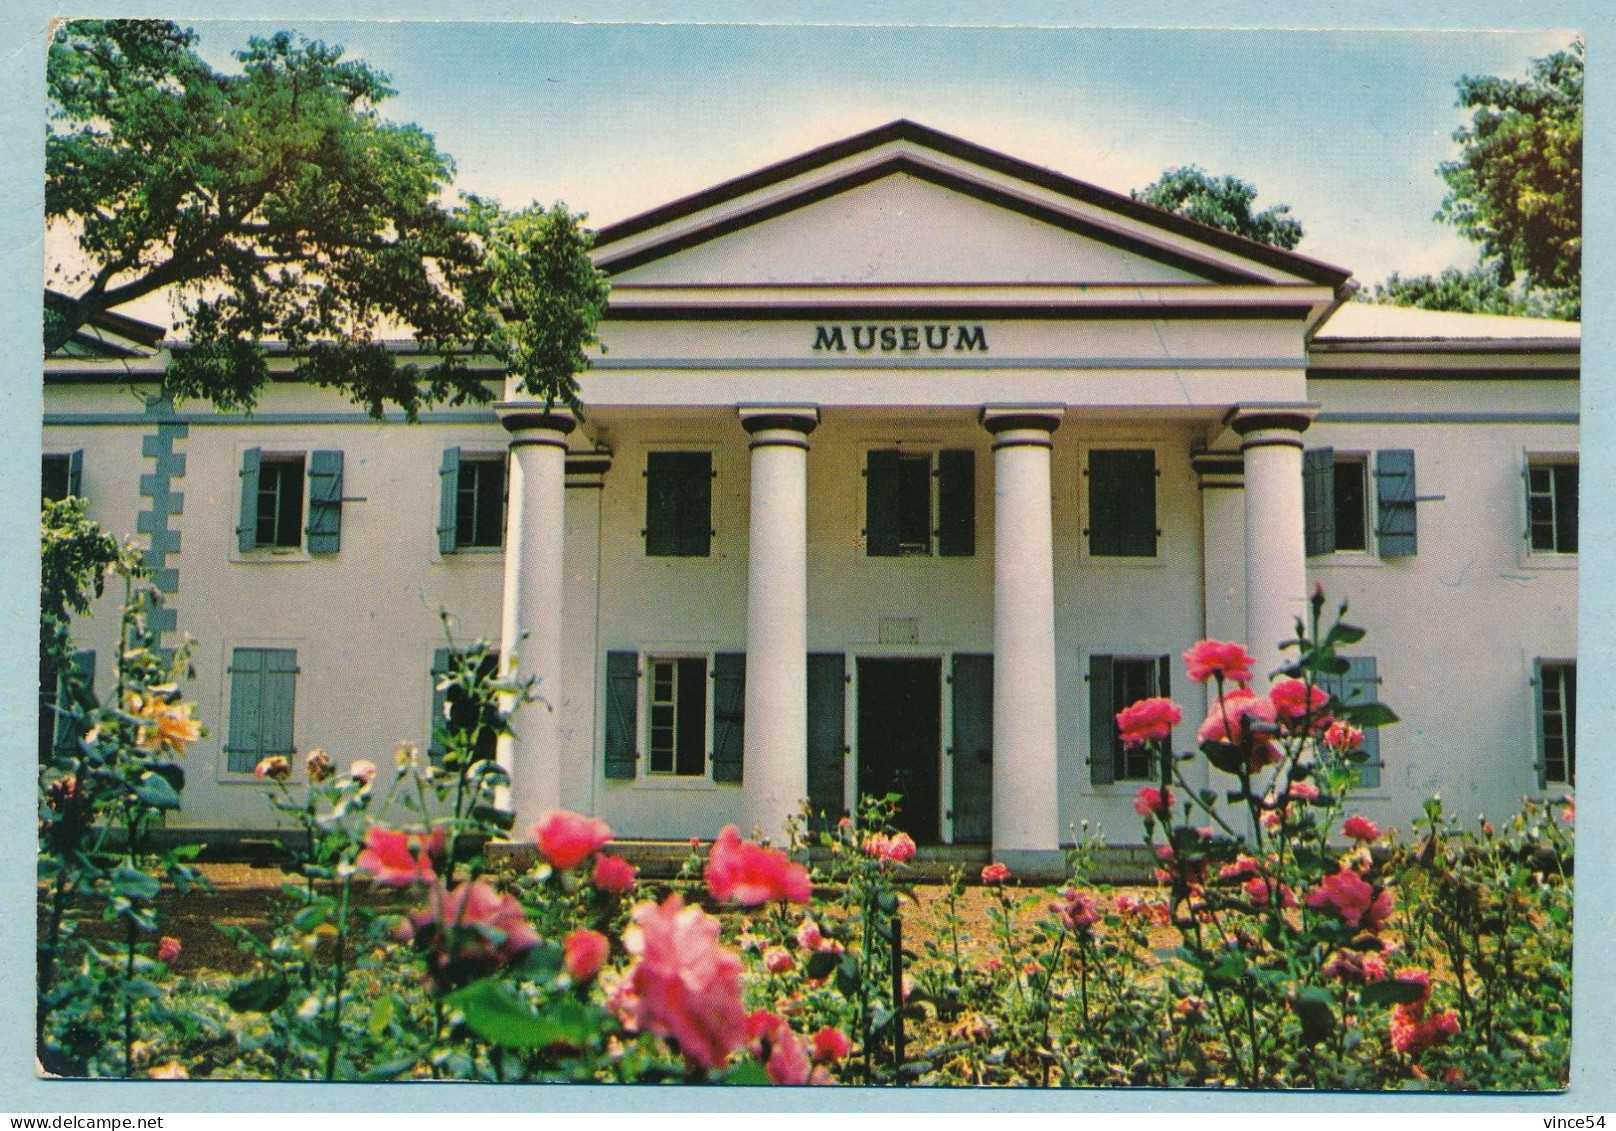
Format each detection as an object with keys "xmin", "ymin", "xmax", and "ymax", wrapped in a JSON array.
[
  {"xmin": 263, "ymin": 649, "xmax": 298, "ymax": 758},
  {"xmin": 1322, "ymin": 656, "xmax": 1383, "ymax": 789},
  {"xmin": 1303, "ymin": 447, "xmax": 1335, "ymax": 556},
  {"xmin": 236, "ymin": 448, "xmax": 262, "ymax": 553},
  {"xmin": 67, "ymin": 449, "xmax": 83, "ymax": 499},
  {"xmin": 937, "ymin": 449, "xmax": 976, "ymax": 557},
  {"xmin": 604, "ymin": 651, "xmax": 640, "ymax": 780},
  {"xmin": 429, "ymin": 648, "xmax": 453, "ymax": 762},
  {"xmin": 950, "ymin": 653, "xmax": 994, "ymax": 844},
  {"xmin": 711, "ymin": 652, "xmax": 746, "ymax": 784},
  {"xmin": 437, "ymin": 447, "xmax": 461, "ymax": 555},
  {"xmin": 53, "ymin": 649, "xmax": 96, "ymax": 754},
  {"xmin": 645, "ymin": 452, "xmax": 713, "ymax": 557},
  {"xmin": 1374, "ymin": 449, "xmax": 1417, "ymax": 558},
  {"xmin": 1532, "ymin": 658, "xmax": 1547, "ymax": 791},
  {"xmin": 806, "ymin": 653, "xmax": 847, "ymax": 832},
  {"xmin": 1088, "ymin": 654, "xmax": 1116, "ymax": 786},
  {"xmin": 226, "ymin": 648, "xmax": 267, "ymax": 773},
  {"xmin": 1088, "ymin": 450, "xmax": 1157, "ymax": 557},
  {"xmin": 306, "ymin": 450, "xmax": 344, "ymax": 554},
  {"xmin": 865, "ymin": 450, "xmax": 901, "ymax": 557}
]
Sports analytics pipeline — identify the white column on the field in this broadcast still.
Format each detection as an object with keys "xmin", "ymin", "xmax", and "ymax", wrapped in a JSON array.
[
  {"xmin": 1231, "ymin": 410, "xmax": 1314, "ymax": 680},
  {"xmin": 1192, "ymin": 451, "xmax": 1248, "ymax": 646},
  {"xmin": 495, "ymin": 407, "xmax": 575, "ymax": 829},
  {"xmin": 738, "ymin": 406, "xmax": 819, "ymax": 842},
  {"xmin": 982, "ymin": 406, "xmax": 1064, "ymax": 863}
]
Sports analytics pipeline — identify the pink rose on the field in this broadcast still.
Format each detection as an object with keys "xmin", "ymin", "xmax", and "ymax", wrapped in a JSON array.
[
  {"xmin": 1342, "ymin": 815, "xmax": 1381, "ymax": 843},
  {"xmin": 884, "ymin": 832, "xmax": 917, "ymax": 862},
  {"xmin": 157, "ymin": 936, "xmax": 182, "ymax": 964},
  {"xmin": 1197, "ymin": 688, "xmax": 1279, "ymax": 765},
  {"xmin": 563, "ymin": 928, "xmax": 610, "ymax": 981},
  {"xmin": 1133, "ymin": 786, "xmax": 1175, "ymax": 820},
  {"xmin": 1116, "ymin": 697, "xmax": 1182, "ymax": 747},
  {"xmin": 705, "ymin": 826, "xmax": 812, "ymax": 906},
  {"xmin": 1243, "ymin": 876, "xmax": 1297, "ymax": 908},
  {"xmin": 1288, "ymin": 779, "xmax": 1320, "ymax": 802},
  {"xmin": 812, "ymin": 1026, "xmax": 852, "ymax": 1064},
  {"xmin": 592, "ymin": 854, "xmax": 639, "ymax": 894},
  {"xmin": 356, "ymin": 826, "xmax": 445, "ymax": 886},
  {"xmin": 746, "ymin": 1011, "xmax": 818, "ymax": 1085},
  {"xmin": 795, "ymin": 918, "xmax": 824, "ymax": 951},
  {"xmin": 981, "ymin": 862, "xmax": 1011, "ymax": 884},
  {"xmin": 405, "ymin": 878, "xmax": 541, "ymax": 991},
  {"xmin": 1269, "ymin": 678, "xmax": 1330, "ymax": 730},
  {"xmin": 1182, "ymin": 640, "xmax": 1257, "ymax": 684},
  {"xmin": 762, "ymin": 946, "xmax": 795, "ymax": 974},
  {"xmin": 1304, "ymin": 868, "xmax": 1394, "ymax": 930},
  {"xmin": 1324, "ymin": 720, "xmax": 1364, "ymax": 753},
  {"xmin": 1322, "ymin": 949, "xmax": 1388, "ymax": 984},
  {"xmin": 1218, "ymin": 855, "xmax": 1262, "ymax": 881},
  {"xmin": 531, "ymin": 810, "xmax": 613, "ymax": 870},
  {"xmin": 624, "ymin": 894, "xmax": 748, "ymax": 1071},
  {"xmin": 1051, "ymin": 888, "xmax": 1102, "ymax": 933}
]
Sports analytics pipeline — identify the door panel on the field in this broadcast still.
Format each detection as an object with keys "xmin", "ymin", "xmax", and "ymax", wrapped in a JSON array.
[{"xmin": 856, "ymin": 658, "xmax": 942, "ymax": 843}]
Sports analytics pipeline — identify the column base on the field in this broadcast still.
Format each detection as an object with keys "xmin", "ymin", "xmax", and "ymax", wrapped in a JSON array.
[{"xmin": 988, "ymin": 848, "xmax": 1069, "ymax": 883}]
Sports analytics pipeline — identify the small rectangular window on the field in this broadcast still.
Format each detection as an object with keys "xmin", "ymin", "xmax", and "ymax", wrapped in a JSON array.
[
  {"xmin": 1087, "ymin": 449, "xmax": 1158, "ymax": 557},
  {"xmin": 42, "ymin": 454, "xmax": 75, "ymax": 504},
  {"xmin": 455, "ymin": 457, "xmax": 507, "ymax": 549},
  {"xmin": 1528, "ymin": 462, "xmax": 1578, "ymax": 554},
  {"xmin": 1538, "ymin": 661, "xmax": 1576, "ymax": 786},
  {"xmin": 1332, "ymin": 458, "xmax": 1368, "ymax": 553},
  {"xmin": 647, "ymin": 656, "xmax": 707, "ymax": 776},
  {"xmin": 867, "ymin": 449, "xmax": 976, "ymax": 558},
  {"xmin": 226, "ymin": 647, "xmax": 298, "ymax": 774},
  {"xmin": 256, "ymin": 456, "xmax": 306, "ymax": 549},
  {"xmin": 646, "ymin": 452, "xmax": 713, "ymax": 557}
]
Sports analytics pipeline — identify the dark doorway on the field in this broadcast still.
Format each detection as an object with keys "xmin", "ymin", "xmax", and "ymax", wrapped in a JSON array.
[{"xmin": 856, "ymin": 657, "xmax": 942, "ymax": 843}]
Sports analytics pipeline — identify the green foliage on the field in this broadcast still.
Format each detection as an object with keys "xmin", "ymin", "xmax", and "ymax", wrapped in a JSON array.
[
  {"xmin": 1132, "ymin": 166, "xmax": 1304, "ymax": 250},
  {"xmin": 1437, "ymin": 41, "xmax": 1581, "ymax": 318},
  {"xmin": 1363, "ymin": 267, "xmax": 1569, "ymax": 319},
  {"xmin": 45, "ymin": 21, "xmax": 610, "ymax": 419}
]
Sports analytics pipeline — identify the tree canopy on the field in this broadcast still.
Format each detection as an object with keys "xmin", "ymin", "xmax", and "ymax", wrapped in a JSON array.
[
  {"xmin": 46, "ymin": 21, "xmax": 608, "ymax": 417},
  {"xmin": 1132, "ymin": 166, "xmax": 1304, "ymax": 250}
]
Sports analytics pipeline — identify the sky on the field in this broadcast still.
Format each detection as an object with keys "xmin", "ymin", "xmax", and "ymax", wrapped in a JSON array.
[{"xmin": 74, "ymin": 20, "xmax": 1575, "ymax": 329}]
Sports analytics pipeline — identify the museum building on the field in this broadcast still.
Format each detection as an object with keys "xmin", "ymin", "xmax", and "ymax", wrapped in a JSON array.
[{"xmin": 42, "ymin": 122, "xmax": 1579, "ymax": 863}]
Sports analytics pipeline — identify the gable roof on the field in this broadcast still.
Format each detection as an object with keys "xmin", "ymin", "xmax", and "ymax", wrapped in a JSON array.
[{"xmin": 594, "ymin": 119, "xmax": 1352, "ymax": 289}]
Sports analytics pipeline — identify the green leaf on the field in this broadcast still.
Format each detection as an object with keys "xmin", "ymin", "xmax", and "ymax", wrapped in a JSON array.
[
  {"xmin": 1293, "ymin": 988, "xmax": 1336, "ymax": 1044},
  {"xmin": 1361, "ymin": 978, "xmax": 1431, "ymax": 1007},
  {"xmin": 368, "ymin": 994, "xmax": 396, "ymax": 1038},
  {"xmin": 835, "ymin": 953, "xmax": 862, "ymax": 998},
  {"xmin": 1201, "ymin": 740, "xmax": 1248, "ymax": 776},
  {"xmin": 1325, "ymin": 623, "xmax": 1367, "ymax": 647},
  {"xmin": 444, "ymin": 979, "xmax": 600, "ymax": 1050},
  {"xmin": 1345, "ymin": 702, "xmax": 1399, "ymax": 728},
  {"xmin": 134, "ymin": 771, "xmax": 182, "ymax": 810},
  {"xmin": 804, "ymin": 950, "xmax": 840, "ymax": 980},
  {"xmin": 472, "ymin": 804, "xmax": 516, "ymax": 832},
  {"xmin": 360, "ymin": 1055, "xmax": 422, "ymax": 1082},
  {"xmin": 291, "ymin": 903, "xmax": 331, "ymax": 932},
  {"xmin": 227, "ymin": 975, "xmax": 291, "ymax": 1013},
  {"xmin": 722, "ymin": 1060, "xmax": 772, "ymax": 1086},
  {"xmin": 110, "ymin": 863, "xmax": 160, "ymax": 900}
]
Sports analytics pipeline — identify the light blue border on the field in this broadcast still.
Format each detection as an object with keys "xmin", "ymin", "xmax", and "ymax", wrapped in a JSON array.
[{"xmin": 6, "ymin": 0, "xmax": 1611, "ymax": 1115}]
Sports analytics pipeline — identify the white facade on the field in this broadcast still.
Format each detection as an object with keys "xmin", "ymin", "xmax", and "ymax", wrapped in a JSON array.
[{"xmin": 43, "ymin": 123, "xmax": 1578, "ymax": 858}]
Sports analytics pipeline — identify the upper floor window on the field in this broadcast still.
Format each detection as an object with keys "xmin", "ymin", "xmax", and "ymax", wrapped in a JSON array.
[
  {"xmin": 645, "ymin": 451, "xmax": 713, "ymax": 557},
  {"xmin": 1086, "ymin": 449, "xmax": 1157, "ymax": 558},
  {"xmin": 1305, "ymin": 447, "xmax": 1418, "ymax": 558},
  {"xmin": 42, "ymin": 451, "xmax": 82, "ymax": 504},
  {"xmin": 865, "ymin": 449, "xmax": 975, "ymax": 557},
  {"xmin": 256, "ymin": 455, "xmax": 306, "ymax": 548},
  {"xmin": 1527, "ymin": 461, "xmax": 1578, "ymax": 554},
  {"xmin": 238, "ymin": 448, "xmax": 344, "ymax": 554}
]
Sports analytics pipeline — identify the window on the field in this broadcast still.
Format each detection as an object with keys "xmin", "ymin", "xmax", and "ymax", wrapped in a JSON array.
[
  {"xmin": 603, "ymin": 650, "xmax": 745, "ymax": 783},
  {"xmin": 1535, "ymin": 660, "xmax": 1576, "ymax": 787},
  {"xmin": 648, "ymin": 656, "xmax": 707, "ymax": 776},
  {"xmin": 39, "ymin": 648, "xmax": 94, "ymax": 762},
  {"xmin": 1319, "ymin": 655, "xmax": 1383, "ymax": 789},
  {"xmin": 1087, "ymin": 653, "xmax": 1171, "ymax": 784},
  {"xmin": 1527, "ymin": 461, "xmax": 1578, "ymax": 554},
  {"xmin": 429, "ymin": 648, "xmax": 502, "ymax": 763},
  {"xmin": 42, "ymin": 451, "xmax": 82, "ymax": 504},
  {"xmin": 865, "ymin": 449, "xmax": 975, "ymax": 557},
  {"xmin": 238, "ymin": 449, "xmax": 345, "ymax": 554},
  {"xmin": 225, "ymin": 648, "xmax": 298, "ymax": 773},
  {"xmin": 645, "ymin": 452, "xmax": 713, "ymax": 557},
  {"xmin": 1086, "ymin": 449, "xmax": 1157, "ymax": 558},
  {"xmin": 1304, "ymin": 447, "xmax": 1418, "ymax": 558},
  {"xmin": 437, "ymin": 449, "xmax": 507, "ymax": 553}
]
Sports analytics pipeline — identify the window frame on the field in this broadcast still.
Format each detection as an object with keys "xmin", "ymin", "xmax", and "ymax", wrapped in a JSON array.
[
  {"xmin": 1525, "ymin": 455, "xmax": 1578, "ymax": 559},
  {"xmin": 255, "ymin": 453, "xmax": 307, "ymax": 550},
  {"xmin": 644, "ymin": 448, "xmax": 716, "ymax": 559},
  {"xmin": 1535, "ymin": 659, "xmax": 1576, "ymax": 788},
  {"xmin": 220, "ymin": 644, "xmax": 300, "ymax": 779},
  {"xmin": 640, "ymin": 651, "xmax": 714, "ymax": 782},
  {"xmin": 1078, "ymin": 441, "xmax": 1164, "ymax": 564},
  {"xmin": 1110, "ymin": 655, "xmax": 1167, "ymax": 782},
  {"xmin": 861, "ymin": 445, "xmax": 977, "ymax": 559},
  {"xmin": 41, "ymin": 450, "xmax": 81, "ymax": 505},
  {"xmin": 454, "ymin": 451, "xmax": 509, "ymax": 552},
  {"xmin": 1331, "ymin": 454, "xmax": 1372, "ymax": 554}
]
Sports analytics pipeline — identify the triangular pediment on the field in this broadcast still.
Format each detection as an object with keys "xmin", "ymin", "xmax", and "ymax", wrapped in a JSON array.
[{"xmin": 594, "ymin": 121, "xmax": 1350, "ymax": 292}]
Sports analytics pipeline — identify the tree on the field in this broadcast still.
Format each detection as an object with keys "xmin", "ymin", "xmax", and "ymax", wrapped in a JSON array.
[
  {"xmin": 1437, "ymin": 40, "xmax": 1581, "ymax": 315},
  {"xmin": 1366, "ymin": 267, "xmax": 1564, "ymax": 319},
  {"xmin": 46, "ymin": 21, "xmax": 608, "ymax": 418},
  {"xmin": 1132, "ymin": 166, "xmax": 1304, "ymax": 250}
]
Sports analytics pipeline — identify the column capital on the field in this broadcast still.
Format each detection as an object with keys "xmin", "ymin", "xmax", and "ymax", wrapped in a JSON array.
[
  {"xmin": 980, "ymin": 405, "xmax": 1065, "ymax": 435},
  {"xmin": 497, "ymin": 403, "xmax": 578, "ymax": 437},
  {"xmin": 1226, "ymin": 404, "xmax": 1317, "ymax": 444},
  {"xmin": 738, "ymin": 405, "xmax": 820, "ymax": 436},
  {"xmin": 1191, "ymin": 449, "xmax": 1245, "ymax": 489}
]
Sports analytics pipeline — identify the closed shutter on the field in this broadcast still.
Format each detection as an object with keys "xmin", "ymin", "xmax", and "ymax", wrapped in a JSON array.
[
  {"xmin": 429, "ymin": 648, "xmax": 453, "ymax": 762},
  {"xmin": 236, "ymin": 448, "xmax": 262, "ymax": 553},
  {"xmin": 437, "ymin": 447, "xmax": 461, "ymax": 554},
  {"xmin": 226, "ymin": 648, "xmax": 265, "ymax": 772},
  {"xmin": 53, "ymin": 649, "xmax": 96, "ymax": 754},
  {"xmin": 1303, "ymin": 447, "xmax": 1335, "ymax": 556},
  {"xmin": 937, "ymin": 450, "xmax": 976, "ymax": 557},
  {"xmin": 646, "ymin": 452, "xmax": 712, "ymax": 557},
  {"xmin": 1324, "ymin": 656, "xmax": 1382, "ymax": 789},
  {"xmin": 1088, "ymin": 450, "xmax": 1157, "ymax": 557},
  {"xmin": 950, "ymin": 653, "xmax": 993, "ymax": 843},
  {"xmin": 262, "ymin": 650, "xmax": 298, "ymax": 758},
  {"xmin": 1088, "ymin": 654, "xmax": 1116, "ymax": 786},
  {"xmin": 865, "ymin": 450, "xmax": 901, "ymax": 557},
  {"xmin": 67, "ymin": 449, "xmax": 83, "ymax": 499},
  {"xmin": 1374, "ymin": 449, "xmax": 1417, "ymax": 557},
  {"xmin": 603, "ymin": 651, "xmax": 640, "ymax": 780},
  {"xmin": 1532, "ymin": 658, "xmax": 1547, "ymax": 790},
  {"xmin": 711, "ymin": 652, "xmax": 746, "ymax": 784},
  {"xmin": 305, "ymin": 450, "xmax": 344, "ymax": 554},
  {"xmin": 806, "ymin": 653, "xmax": 847, "ymax": 831}
]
